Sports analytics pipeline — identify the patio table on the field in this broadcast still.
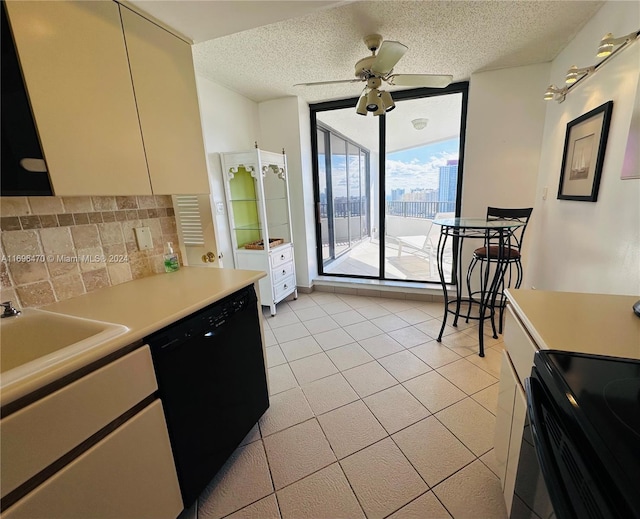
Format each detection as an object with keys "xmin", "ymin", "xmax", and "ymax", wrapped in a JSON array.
[{"xmin": 432, "ymin": 217, "xmax": 526, "ymax": 356}]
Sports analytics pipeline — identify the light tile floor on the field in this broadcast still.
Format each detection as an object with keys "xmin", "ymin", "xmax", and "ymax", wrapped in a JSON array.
[{"xmin": 190, "ymin": 291, "xmax": 507, "ymax": 519}]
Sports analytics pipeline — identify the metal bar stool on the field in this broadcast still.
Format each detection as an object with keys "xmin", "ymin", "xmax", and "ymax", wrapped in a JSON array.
[{"xmin": 465, "ymin": 207, "xmax": 533, "ymax": 334}]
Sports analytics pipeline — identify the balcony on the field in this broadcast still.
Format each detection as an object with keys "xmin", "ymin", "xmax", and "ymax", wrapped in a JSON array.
[{"xmin": 321, "ymin": 201, "xmax": 455, "ymax": 282}]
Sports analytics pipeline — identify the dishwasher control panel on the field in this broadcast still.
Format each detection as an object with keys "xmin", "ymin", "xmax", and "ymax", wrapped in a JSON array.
[{"xmin": 146, "ymin": 285, "xmax": 257, "ymax": 351}]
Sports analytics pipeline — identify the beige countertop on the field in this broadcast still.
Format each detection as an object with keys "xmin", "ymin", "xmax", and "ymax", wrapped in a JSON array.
[
  {"xmin": 1, "ymin": 267, "xmax": 266, "ymax": 407},
  {"xmin": 505, "ymin": 289, "xmax": 640, "ymax": 360}
]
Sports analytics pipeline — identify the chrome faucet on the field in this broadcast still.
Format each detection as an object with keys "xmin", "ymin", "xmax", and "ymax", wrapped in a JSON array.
[{"xmin": 1, "ymin": 301, "xmax": 21, "ymax": 318}]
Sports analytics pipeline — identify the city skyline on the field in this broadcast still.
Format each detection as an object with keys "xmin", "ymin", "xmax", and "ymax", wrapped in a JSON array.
[
  {"xmin": 320, "ymin": 137, "xmax": 460, "ymax": 199},
  {"xmin": 386, "ymin": 138, "xmax": 459, "ymax": 193}
]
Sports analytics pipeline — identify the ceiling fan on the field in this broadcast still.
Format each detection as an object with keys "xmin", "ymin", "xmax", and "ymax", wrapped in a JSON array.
[{"xmin": 295, "ymin": 34, "xmax": 453, "ymax": 116}]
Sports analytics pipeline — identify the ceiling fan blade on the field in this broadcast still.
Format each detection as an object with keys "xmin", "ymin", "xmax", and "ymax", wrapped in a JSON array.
[
  {"xmin": 387, "ymin": 74, "xmax": 453, "ymax": 88},
  {"xmin": 371, "ymin": 40, "xmax": 407, "ymax": 75},
  {"xmin": 294, "ymin": 79, "xmax": 362, "ymax": 87}
]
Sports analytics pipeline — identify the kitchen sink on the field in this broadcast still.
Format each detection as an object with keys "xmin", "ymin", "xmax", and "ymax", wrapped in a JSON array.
[{"xmin": 0, "ymin": 309, "xmax": 128, "ymax": 379}]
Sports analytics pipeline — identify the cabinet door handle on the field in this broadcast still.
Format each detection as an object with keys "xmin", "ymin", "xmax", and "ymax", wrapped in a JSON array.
[
  {"xmin": 282, "ymin": 269, "xmax": 286, "ymax": 275},
  {"xmin": 20, "ymin": 158, "xmax": 47, "ymax": 173},
  {"xmin": 284, "ymin": 284, "xmax": 288, "ymax": 289},
  {"xmin": 280, "ymin": 254, "xmax": 285, "ymax": 260}
]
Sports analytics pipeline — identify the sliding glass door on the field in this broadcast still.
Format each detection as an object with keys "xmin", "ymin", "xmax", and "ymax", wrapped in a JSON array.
[
  {"xmin": 316, "ymin": 107, "xmax": 379, "ymax": 277},
  {"xmin": 384, "ymin": 93, "xmax": 463, "ymax": 282},
  {"xmin": 312, "ymin": 84, "xmax": 467, "ymax": 283}
]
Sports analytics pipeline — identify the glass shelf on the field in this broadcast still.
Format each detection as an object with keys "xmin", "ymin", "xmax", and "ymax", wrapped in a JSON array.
[
  {"xmin": 233, "ymin": 223, "xmax": 262, "ymax": 231},
  {"xmin": 231, "ymin": 197, "xmax": 287, "ymax": 202}
]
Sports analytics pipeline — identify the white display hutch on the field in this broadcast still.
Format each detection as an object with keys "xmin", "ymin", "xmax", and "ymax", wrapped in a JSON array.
[{"xmin": 221, "ymin": 148, "xmax": 297, "ymax": 315}]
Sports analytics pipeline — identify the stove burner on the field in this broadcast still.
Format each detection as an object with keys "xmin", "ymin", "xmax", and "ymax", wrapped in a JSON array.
[{"xmin": 603, "ymin": 378, "xmax": 640, "ymax": 439}]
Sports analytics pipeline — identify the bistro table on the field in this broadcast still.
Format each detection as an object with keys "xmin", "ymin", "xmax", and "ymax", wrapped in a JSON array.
[{"xmin": 432, "ymin": 217, "xmax": 526, "ymax": 356}]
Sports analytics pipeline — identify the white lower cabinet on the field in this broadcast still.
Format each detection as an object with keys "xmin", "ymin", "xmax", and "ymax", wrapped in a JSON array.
[
  {"xmin": 494, "ymin": 352, "xmax": 516, "ymax": 486},
  {"xmin": 236, "ymin": 243, "xmax": 297, "ymax": 315},
  {"xmin": 0, "ymin": 347, "xmax": 158, "ymax": 498},
  {"xmin": 495, "ymin": 305, "xmax": 536, "ymax": 517},
  {"xmin": 3, "ymin": 400, "xmax": 182, "ymax": 519},
  {"xmin": 1, "ymin": 346, "xmax": 182, "ymax": 519},
  {"xmin": 494, "ymin": 351, "xmax": 527, "ymax": 516}
]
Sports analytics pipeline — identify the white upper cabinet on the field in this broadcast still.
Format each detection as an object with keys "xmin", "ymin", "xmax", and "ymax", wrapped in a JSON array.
[
  {"xmin": 5, "ymin": 0, "xmax": 210, "ymax": 196},
  {"xmin": 5, "ymin": 0, "xmax": 152, "ymax": 196},
  {"xmin": 120, "ymin": 7, "xmax": 209, "ymax": 195}
]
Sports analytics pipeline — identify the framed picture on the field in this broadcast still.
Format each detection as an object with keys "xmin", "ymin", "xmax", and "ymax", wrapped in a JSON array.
[
  {"xmin": 621, "ymin": 79, "xmax": 640, "ymax": 179},
  {"xmin": 557, "ymin": 100, "xmax": 613, "ymax": 201}
]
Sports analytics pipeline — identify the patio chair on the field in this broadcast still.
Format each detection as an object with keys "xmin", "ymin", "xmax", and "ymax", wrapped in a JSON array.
[
  {"xmin": 397, "ymin": 221, "xmax": 433, "ymax": 255},
  {"xmin": 396, "ymin": 212, "xmax": 454, "ymax": 276}
]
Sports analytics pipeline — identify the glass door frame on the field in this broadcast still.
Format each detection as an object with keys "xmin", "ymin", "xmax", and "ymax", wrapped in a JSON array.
[{"xmin": 311, "ymin": 82, "xmax": 469, "ymax": 284}]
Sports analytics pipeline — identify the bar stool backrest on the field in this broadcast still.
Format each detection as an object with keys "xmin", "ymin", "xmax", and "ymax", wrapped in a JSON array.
[{"xmin": 486, "ymin": 206, "xmax": 533, "ymax": 252}]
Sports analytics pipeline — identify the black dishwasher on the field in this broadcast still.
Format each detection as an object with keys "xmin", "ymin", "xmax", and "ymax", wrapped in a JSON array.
[{"xmin": 145, "ymin": 285, "xmax": 269, "ymax": 508}]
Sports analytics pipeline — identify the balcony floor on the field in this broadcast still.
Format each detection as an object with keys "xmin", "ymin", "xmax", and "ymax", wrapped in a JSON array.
[{"xmin": 323, "ymin": 239, "xmax": 452, "ymax": 283}]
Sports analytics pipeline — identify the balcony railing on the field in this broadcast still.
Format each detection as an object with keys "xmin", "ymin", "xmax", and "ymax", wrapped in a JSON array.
[
  {"xmin": 385, "ymin": 200, "xmax": 455, "ymax": 219},
  {"xmin": 319, "ymin": 200, "xmax": 455, "ymax": 219},
  {"xmin": 319, "ymin": 201, "xmax": 367, "ymax": 218}
]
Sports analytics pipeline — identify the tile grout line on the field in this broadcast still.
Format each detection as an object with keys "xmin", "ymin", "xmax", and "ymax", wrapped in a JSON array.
[{"xmin": 213, "ymin": 293, "xmax": 505, "ymax": 518}]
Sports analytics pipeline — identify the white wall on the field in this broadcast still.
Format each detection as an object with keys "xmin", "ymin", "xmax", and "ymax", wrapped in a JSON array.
[
  {"xmin": 195, "ymin": 75, "xmax": 260, "ymax": 267},
  {"xmin": 258, "ymin": 97, "xmax": 317, "ymax": 288},
  {"xmin": 526, "ymin": 2, "xmax": 640, "ymax": 295},
  {"xmin": 462, "ymin": 63, "xmax": 550, "ymax": 291}
]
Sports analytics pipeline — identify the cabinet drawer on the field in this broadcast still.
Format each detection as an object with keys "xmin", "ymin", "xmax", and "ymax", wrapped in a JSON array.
[
  {"xmin": 503, "ymin": 306, "xmax": 538, "ymax": 386},
  {"xmin": 272, "ymin": 260, "xmax": 294, "ymax": 283},
  {"xmin": 273, "ymin": 275, "xmax": 296, "ymax": 302},
  {"xmin": 2, "ymin": 400, "xmax": 182, "ymax": 519},
  {"xmin": 0, "ymin": 346, "xmax": 157, "ymax": 498},
  {"xmin": 270, "ymin": 245, "xmax": 292, "ymax": 268}
]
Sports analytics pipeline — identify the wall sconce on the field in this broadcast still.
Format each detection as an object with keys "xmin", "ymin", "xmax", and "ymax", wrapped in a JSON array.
[
  {"xmin": 565, "ymin": 65, "xmax": 594, "ymax": 84},
  {"xmin": 544, "ymin": 85, "xmax": 567, "ymax": 102},
  {"xmin": 543, "ymin": 28, "xmax": 639, "ymax": 102},
  {"xmin": 597, "ymin": 31, "xmax": 638, "ymax": 57}
]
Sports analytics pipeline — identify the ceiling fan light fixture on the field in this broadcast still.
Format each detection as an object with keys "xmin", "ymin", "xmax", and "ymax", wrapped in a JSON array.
[
  {"xmin": 366, "ymin": 88, "xmax": 381, "ymax": 112},
  {"xmin": 356, "ymin": 95, "xmax": 368, "ymax": 116},
  {"xmin": 411, "ymin": 118, "xmax": 428, "ymax": 130},
  {"xmin": 380, "ymin": 90, "xmax": 395, "ymax": 112}
]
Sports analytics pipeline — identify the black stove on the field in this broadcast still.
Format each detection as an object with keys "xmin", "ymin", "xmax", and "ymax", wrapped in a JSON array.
[{"xmin": 524, "ymin": 350, "xmax": 640, "ymax": 519}]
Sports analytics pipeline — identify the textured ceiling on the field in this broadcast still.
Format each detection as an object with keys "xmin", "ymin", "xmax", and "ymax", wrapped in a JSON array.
[
  {"xmin": 127, "ymin": 1, "xmax": 347, "ymax": 43},
  {"xmin": 191, "ymin": 0, "xmax": 603, "ymax": 104}
]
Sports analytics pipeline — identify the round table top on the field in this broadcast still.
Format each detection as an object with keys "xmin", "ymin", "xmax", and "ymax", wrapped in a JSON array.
[{"xmin": 433, "ymin": 217, "xmax": 526, "ymax": 229}]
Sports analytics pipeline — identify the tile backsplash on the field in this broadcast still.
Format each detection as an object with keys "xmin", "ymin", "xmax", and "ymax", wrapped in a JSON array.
[{"xmin": 0, "ymin": 195, "xmax": 179, "ymax": 308}]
